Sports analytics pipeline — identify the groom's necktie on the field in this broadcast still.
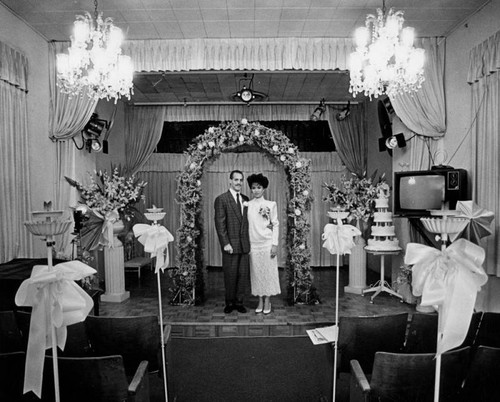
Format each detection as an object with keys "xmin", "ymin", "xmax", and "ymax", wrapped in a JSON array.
[{"xmin": 236, "ymin": 193, "xmax": 242, "ymax": 215}]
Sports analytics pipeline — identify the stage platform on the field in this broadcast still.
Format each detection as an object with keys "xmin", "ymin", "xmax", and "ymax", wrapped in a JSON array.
[{"xmin": 100, "ymin": 266, "xmax": 416, "ymax": 337}]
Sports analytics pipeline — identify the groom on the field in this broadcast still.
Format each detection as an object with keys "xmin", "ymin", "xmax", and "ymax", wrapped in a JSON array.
[{"xmin": 214, "ymin": 170, "xmax": 250, "ymax": 314}]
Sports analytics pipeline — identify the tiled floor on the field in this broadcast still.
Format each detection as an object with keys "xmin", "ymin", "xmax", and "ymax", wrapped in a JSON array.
[{"xmin": 99, "ymin": 266, "xmax": 416, "ymax": 337}]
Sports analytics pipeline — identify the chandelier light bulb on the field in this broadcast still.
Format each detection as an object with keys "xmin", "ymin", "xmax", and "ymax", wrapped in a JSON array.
[
  {"xmin": 354, "ymin": 27, "xmax": 370, "ymax": 48},
  {"xmin": 56, "ymin": 3, "xmax": 134, "ymax": 103},
  {"xmin": 400, "ymin": 27, "xmax": 415, "ymax": 46},
  {"xmin": 349, "ymin": 3, "xmax": 425, "ymax": 99}
]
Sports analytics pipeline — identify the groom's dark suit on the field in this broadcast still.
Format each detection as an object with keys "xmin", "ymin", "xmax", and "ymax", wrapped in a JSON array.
[{"xmin": 214, "ymin": 190, "xmax": 250, "ymax": 309}]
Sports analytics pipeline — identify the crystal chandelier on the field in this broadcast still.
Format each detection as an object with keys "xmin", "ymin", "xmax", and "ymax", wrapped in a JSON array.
[
  {"xmin": 349, "ymin": 0, "xmax": 425, "ymax": 99},
  {"xmin": 56, "ymin": 0, "xmax": 133, "ymax": 102}
]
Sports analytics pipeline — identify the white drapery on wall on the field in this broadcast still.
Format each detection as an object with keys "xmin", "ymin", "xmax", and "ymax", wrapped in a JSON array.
[
  {"xmin": 48, "ymin": 42, "xmax": 98, "ymax": 256},
  {"xmin": 137, "ymin": 152, "xmax": 346, "ymax": 268},
  {"xmin": 123, "ymin": 37, "xmax": 354, "ymax": 72},
  {"xmin": 0, "ymin": 41, "xmax": 32, "ymax": 261},
  {"xmin": 390, "ymin": 38, "xmax": 446, "ymax": 138},
  {"xmin": 468, "ymin": 29, "xmax": 500, "ymax": 276}
]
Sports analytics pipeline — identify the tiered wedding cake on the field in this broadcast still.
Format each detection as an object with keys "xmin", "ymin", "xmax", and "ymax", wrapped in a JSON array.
[{"xmin": 365, "ymin": 189, "xmax": 401, "ymax": 252}]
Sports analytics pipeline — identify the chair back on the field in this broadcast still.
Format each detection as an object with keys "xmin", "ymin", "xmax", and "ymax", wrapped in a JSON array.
[
  {"xmin": 86, "ymin": 315, "xmax": 161, "ymax": 375},
  {"xmin": 369, "ymin": 346, "xmax": 470, "ymax": 402},
  {"xmin": 474, "ymin": 312, "xmax": 500, "ymax": 348},
  {"xmin": 460, "ymin": 345, "xmax": 500, "ymax": 402},
  {"xmin": 460, "ymin": 311, "xmax": 483, "ymax": 348},
  {"xmin": 0, "ymin": 310, "xmax": 24, "ymax": 352},
  {"xmin": 0, "ymin": 351, "xmax": 38, "ymax": 401},
  {"xmin": 15, "ymin": 310, "xmax": 92, "ymax": 356},
  {"xmin": 405, "ymin": 312, "xmax": 438, "ymax": 353},
  {"xmin": 338, "ymin": 313, "xmax": 408, "ymax": 373},
  {"xmin": 42, "ymin": 355, "xmax": 132, "ymax": 402}
]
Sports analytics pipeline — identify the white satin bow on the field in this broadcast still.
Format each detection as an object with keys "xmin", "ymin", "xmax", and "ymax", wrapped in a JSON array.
[
  {"xmin": 100, "ymin": 208, "xmax": 120, "ymax": 248},
  {"xmin": 404, "ymin": 238, "xmax": 488, "ymax": 355},
  {"xmin": 133, "ymin": 223, "xmax": 174, "ymax": 273},
  {"xmin": 322, "ymin": 221, "xmax": 361, "ymax": 255},
  {"xmin": 14, "ymin": 261, "xmax": 96, "ymax": 397}
]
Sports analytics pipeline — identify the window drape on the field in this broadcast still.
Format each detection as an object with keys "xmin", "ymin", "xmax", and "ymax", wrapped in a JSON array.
[
  {"xmin": 325, "ymin": 104, "xmax": 366, "ymax": 177},
  {"xmin": 137, "ymin": 152, "xmax": 346, "ymax": 268},
  {"xmin": 48, "ymin": 42, "xmax": 98, "ymax": 256},
  {"xmin": 0, "ymin": 42, "xmax": 32, "ymax": 262},
  {"xmin": 124, "ymin": 105, "xmax": 166, "ymax": 174},
  {"xmin": 48, "ymin": 42, "xmax": 98, "ymax": 141},
  {"xmin": 123, "ymin": 37, "xmax": 354, "ymax": 72},
  {"xmin": 469, "ymin": 30, "xmax": 500, "ymax": 276},
  {"xmin": 389, "ymin": 37, "xmax": 446, "ymax": 138}
]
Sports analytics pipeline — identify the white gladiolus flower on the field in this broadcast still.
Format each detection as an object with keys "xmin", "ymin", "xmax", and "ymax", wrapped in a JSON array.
[
  {"xmin": 296, "ymin": 161, "xmax": 302, "ymax": 168},
  {"xmin": 295, "ymin": 209, "xmax": 301, "ymax": 216},
  {"xmin": 272, "ymin": 145, "xmax": 279, "ymax": 152},
  {"xmin": 241, "ymin": 118, "xmax": 248, "ymax": 124},
  {"xmin": 208, "ymin": 141, "xmax": 215, "ymax": 148},
  {"xmin": 208, "ymin": 127, "xmax": 215, "ymax": 133}
]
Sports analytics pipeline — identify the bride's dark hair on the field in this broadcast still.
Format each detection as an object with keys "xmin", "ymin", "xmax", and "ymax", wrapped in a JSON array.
[{"xmin": 247, "ymin": 173, "xmax": 269, "ymax": 189}]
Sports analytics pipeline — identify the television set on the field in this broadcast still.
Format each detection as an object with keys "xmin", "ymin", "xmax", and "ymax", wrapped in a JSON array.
[{"xmin": 393, "ymin": 167, "xmax": 468, "ymax": 216}]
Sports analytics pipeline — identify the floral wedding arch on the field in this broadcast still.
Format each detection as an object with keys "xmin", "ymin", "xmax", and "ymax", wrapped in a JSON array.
[{"xmin": 174, "ymin": 119, "xmax": 314, "ymax": 305}]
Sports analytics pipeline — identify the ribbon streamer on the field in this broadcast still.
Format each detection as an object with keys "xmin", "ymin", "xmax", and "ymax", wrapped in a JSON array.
[
  {"xmin": 404, "ymin": 239, "xmax": 488, "ymax": 355},
  {"xmin": 14, "ymin": 261, "xmax": 96, "ymax": 397},
  {"xmin": 133, "ymin": 223, "xmax": 174, "ymax": 273},
  {"xmin": 322, "ymin": 221, "xmax": 361, "ymax": 255}
]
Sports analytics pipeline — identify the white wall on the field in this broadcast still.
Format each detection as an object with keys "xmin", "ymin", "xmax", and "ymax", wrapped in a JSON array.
[
  {"xmin": 0, "ymin": 4, "xmax": 99, "ymax": 257},
  {"xmin": 444, "ymin": 0, "xmax": 500, "ymax": 312},
  {"xmin": 0, "ymin": 4, "xmax": 52, "ymax": 257}
]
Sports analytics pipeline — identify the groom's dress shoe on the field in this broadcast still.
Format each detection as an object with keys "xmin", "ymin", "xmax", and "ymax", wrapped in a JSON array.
[
  {"xmin": 235, "ymin": 305, "xmax": 247, "ymax": 313},
  {"xmin": 224, "ymin": 305, "xmax": 234, "ymax": 314}
]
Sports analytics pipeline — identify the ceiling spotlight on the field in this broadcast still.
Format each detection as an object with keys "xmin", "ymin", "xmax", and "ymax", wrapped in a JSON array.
[
  {"xmin": 336, "ymin": 101, "xmax": 351, "ymax": 121},
  {"xmin": 379, "ymin": 133, "xmax": 406, "ymax": 153},
  {"xmin": 231, "ymin": 74, "xmax": 267, "ymax": 105},
  {"xmin": 310, "ymin": 98, "xmax": 326, "ymax": 121},
  {"xmin": 73, "ymin": 113, "xmax": 110, "ymax": 153}
]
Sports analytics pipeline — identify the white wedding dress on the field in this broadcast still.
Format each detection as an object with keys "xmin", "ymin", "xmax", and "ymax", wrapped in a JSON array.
[{"xmin": 247, "ymin": 197, "xmax": 281, "ymax": 296}]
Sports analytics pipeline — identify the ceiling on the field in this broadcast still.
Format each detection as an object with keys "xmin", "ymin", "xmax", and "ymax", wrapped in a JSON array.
[{"xmin": 0, "ymin": 0, "xmax": 490, "ymax": 104}]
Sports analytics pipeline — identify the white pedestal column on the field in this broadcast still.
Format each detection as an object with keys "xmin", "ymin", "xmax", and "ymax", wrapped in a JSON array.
[
  {"xmin": 344, "ymin": 236, "xmax": 367, "ymax": 294},
  {"xmin": 101, "ymin": 237, "xmax": 130, "ymax": 303}
]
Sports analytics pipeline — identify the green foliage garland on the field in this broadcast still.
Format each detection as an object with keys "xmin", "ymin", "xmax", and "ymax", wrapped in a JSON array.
[{"xmin": 174, "ymin": 119, "xmax": 314, "ymax": 304}]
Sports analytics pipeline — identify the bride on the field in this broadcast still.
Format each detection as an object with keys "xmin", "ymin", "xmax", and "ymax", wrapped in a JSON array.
[{"xmin": 246, "ymin": 173, "xmax": 281, "ymax": 314}]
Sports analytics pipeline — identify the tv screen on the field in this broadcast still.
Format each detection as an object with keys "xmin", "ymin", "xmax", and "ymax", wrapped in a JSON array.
[
  {"xmin": 394, "ymin": 168, "xmax": 468, "ymax": 216},
  {"xmin": 399, "ymin": 175, "xmax": 445, "ymax": 210}
]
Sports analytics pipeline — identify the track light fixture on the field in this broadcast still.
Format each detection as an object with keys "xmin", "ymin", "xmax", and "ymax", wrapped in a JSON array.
[{"xmin": 310, "ymin": 99, "xmax": 326, "ymax": 121}]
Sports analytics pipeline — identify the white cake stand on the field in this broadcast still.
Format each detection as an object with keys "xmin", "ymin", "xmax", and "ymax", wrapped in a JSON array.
[
  {"xmin": 420, "ymin": 209, "xmax": 468, "ymax": 402},
  {"xmin": 362, "ymin": 247, "xmax": 403, "ymax": 303}
]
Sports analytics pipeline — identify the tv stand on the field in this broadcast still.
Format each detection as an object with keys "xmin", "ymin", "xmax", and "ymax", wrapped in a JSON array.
[{"xmin": 362, "ymin": 250, "xmax": 403, "ymax": 304}]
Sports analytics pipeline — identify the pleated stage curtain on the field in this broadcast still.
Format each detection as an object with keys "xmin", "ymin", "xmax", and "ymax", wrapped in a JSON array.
[{"xmin": 137, "ymin": 152, "xmax": 346, "ymax": 268}]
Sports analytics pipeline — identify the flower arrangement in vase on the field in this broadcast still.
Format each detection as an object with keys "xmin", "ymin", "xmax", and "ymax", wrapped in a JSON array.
[
  {"xmin": 66, "ymin": 166, "xmax": 147, "ymax": 250},
  {"xmin": 323, "ymin": 171, "xmax": 387, "ymax": 239}
]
